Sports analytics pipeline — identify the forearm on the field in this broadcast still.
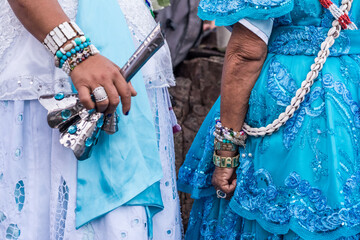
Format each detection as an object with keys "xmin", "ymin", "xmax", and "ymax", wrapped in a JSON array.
[
  {"xmin": 8, "ymin": 0, "xmax": 69, "ymax": 42},
  {"xmin": 220, "ymin": 23, "xmax": 267, "ymax": 132}
]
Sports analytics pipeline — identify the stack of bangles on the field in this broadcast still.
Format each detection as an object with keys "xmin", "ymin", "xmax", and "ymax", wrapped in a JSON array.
[
  {"xmin": 212, "ymin": 118, "xmax": 247, "ymax": 168},
  {"xmin": 43, "ymin": 21, "xmax": 100, "ymax": 75}
]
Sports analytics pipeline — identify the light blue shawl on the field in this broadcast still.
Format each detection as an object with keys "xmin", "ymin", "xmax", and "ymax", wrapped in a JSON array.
[{"xmin": 74, "ymin": 0, "xmax": 164, "ymax": 237}]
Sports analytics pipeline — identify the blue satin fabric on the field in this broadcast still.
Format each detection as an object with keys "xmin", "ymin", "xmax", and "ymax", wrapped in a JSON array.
[
  {"xmin": 74, "ymin": 0, "xmax": 163, "ymax": 234},
  {"xmin": 179, "ymin": 0, "xmax": 360, "ymax": 239}
]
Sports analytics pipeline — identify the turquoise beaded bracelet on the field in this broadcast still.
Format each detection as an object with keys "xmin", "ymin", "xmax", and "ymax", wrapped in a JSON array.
[{"xmin": 54, "ymin": 36, "xmax": 91, "ymax": 68}]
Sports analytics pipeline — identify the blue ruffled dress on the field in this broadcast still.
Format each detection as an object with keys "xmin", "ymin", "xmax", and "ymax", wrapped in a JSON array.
[{"xmin": 178, "ymin": 0, "xmax": 360, "ymax": 239}]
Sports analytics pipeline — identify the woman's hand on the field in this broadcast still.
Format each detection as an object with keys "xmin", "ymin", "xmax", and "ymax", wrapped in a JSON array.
[
  {"xmin": 212, "ymin": 166, "xmax": 237, "ymax": 199},
  {"xmin": 211, "ymin": 23, "xmax": 268, "ymax": 199},
  {"xmin": 212, "ymin": 150, "xmax": 238, "ymax": 199},
  {"xmin": 8, "ymin": 0, "xmax": 137, "ymax": 115},
  {"xmin": 70, "ymin": 54, "xmax": 137, "ymax": 114}
]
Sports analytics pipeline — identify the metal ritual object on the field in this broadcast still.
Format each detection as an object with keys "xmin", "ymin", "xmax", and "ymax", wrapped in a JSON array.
[{"xmin": 39, "ymin": 23, "xmax": 165, "ymax": 160}]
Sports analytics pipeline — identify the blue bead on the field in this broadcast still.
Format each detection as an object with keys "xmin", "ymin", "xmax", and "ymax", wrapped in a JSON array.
[
  {"xmin": 56, "ymin": 51, "xmax": 63, "ymax": 58},
  {"xmin": 75, "ymin": 38, "xmax": 82, "ymax": 45},
  {"xmin": 86, "ymin": 36, "xmax": 90, "ymax": 42},
  {"xmin": 97, "ymin": 116, "xmax": 104, "ymax": 128},
  {"xmin": 84, "ymin": 43, "xmax": 88, "ymax": 47},
  {"xmin": 85, "ymin": 138, "xmax": 93, "ymax": 147},
  {"xmin": 68, "ymin": 125, "xmax": 77, "ymax": 134},
  {"xmin": 62, "ymin": 55, "xmax": 67, "ymax": 61},
  {"xmin": 54, "ymin": 92, "xmax": 65, "ymax": 100},
  {"xmin": 60, "ymin": 59, "xmax": 65, "ymax": 64},
  {"xmin": 71, "ymin": 49, "xmax": 76, "ymax": 54},
  {"xmin": 75, "ymin": 46, "xmax": 80, "ymax": 51},
  {"xmin": 80, "ymin": 44, "xmax": 84, "ymax": 49},
  {"xmin": 66, "ymin": 52, "xmax": 71, "ymax": 57},
  {"xmin": 61, "ymin": 109, "xmax": 71, "ymax": 120}
]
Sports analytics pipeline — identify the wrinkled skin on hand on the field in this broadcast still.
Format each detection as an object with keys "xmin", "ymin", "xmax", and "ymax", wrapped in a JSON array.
[{"xmin": 212, "ymin": 165, "xmax": 237, "ymax": 200}]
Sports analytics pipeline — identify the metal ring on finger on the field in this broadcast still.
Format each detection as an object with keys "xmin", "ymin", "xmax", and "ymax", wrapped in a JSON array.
[
  {"xmin": 216, "ymin": 189, "xmax": 227, "ymax": 199},
  {"xmin": 92, "ymin": 86, "xmax": 108, "ymax": 102}
]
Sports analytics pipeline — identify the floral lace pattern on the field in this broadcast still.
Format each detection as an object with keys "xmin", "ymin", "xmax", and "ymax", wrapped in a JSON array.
[
  {"xmin": 117, "ymin": 0, "xmax": 175, "ymax": 89},
  {"xmin": 0, "ymin": 1, "xmax": 24, "ymax": 74},
  {"xmin": 178, "ymin": 0, "xmax": 360, "ymax": 235},
  {"xmin": 269, "ymin": 26, "xmax": 351, "ymax": 56},
  {"xmin": 198, "ymin": 0, "xmax": 294, "ymax": 26},
  {"xmin": 0, "ymin": 0, "xmax": 77, "ymax": 100},
  {"xmin": 0, "ymin": 0, "xmax": 78, "ymax": 74}
]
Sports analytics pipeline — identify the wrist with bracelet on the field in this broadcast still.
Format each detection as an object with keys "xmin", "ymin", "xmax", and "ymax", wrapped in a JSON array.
[
  {"xmin": 43, "ymin": 21, "xmax": 100, "ymax": 75},
  {"xmin": 212, "ymin": 118, "xmax": 248, "ymax": 168}
]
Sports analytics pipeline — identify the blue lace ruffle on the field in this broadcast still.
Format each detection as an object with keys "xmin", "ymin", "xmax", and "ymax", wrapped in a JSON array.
[{"xmin": 198, "ymin": 0, "xmax": 294, "ymax": 26}]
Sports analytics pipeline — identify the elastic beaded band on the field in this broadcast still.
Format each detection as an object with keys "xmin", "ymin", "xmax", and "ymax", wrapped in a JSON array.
[
  {"xmin": 213, "ymin": 118, "xmax": 247, "ymax": 147},
  {"xmin": 213, "ymin": 153, "xmax": 240, "ymax": 168},
  {"xmin": 55, "ymin": 36, "xmax": 91, "ymax": 67},
  {"xmin": 61, "ymin": 44, "xmax": 99, "ymax": 75},
  {"xmin": 214, "ymin": 138, "xmax": 238, "ymax": 152},
  {"xmin": 214, "ymin": 129, "xmax": 246, "ymax": 146}
]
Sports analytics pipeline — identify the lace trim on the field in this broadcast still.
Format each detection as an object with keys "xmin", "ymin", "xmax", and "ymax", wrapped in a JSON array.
[
  {"xmin": 0, "ymin": 0, "xmax": 78, "ymax": 74},
  {"xmin": 117, "ymin": 0, "xmax": 175, "ymax": 88},
  {"xmin": 0, "ymin": 1, "xmax": 25, "ymax": 74},
  {"xmin": 0, "ymin": 76, "xmax": 72, "ymax": 100}
]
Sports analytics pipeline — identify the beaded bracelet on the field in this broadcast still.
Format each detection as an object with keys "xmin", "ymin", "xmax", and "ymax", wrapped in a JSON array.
[
  {"xmin": 213, "ymin": 118, "xmax": 247, "ymax": 147},
  {"xmin": 43, "ymin": 22, "xmax": 100, "ymax": 75},
  {"xmin": 55, "ymin": 36, "xmax": 91, "ymax": 68},
  {"xmin": 60, "ymin": 44, "xmax": 99, "ymax": 75},
  {"xmin": 213, "ymin": 152, "xmax": 240, "ymax": 168},
  {"xmin": 214, "ymin": 128, "xmax": 247, "ymax": 147},
  {"xmin": 214, "ymin": 138, "xmax": 238, "ymax": 152}
]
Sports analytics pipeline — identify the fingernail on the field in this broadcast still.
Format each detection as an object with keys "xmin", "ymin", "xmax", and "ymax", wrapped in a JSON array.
[{"xmin": 125, "ymin": 111, "xmax": 129, "ymax": 116}]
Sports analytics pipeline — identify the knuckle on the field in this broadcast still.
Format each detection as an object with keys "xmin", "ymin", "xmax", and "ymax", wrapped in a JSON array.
[
  {"xmin": 211, "ymin": 179, "xmax": 216, "ymax": 186},
  {"xmin": 96, "ymin": 100, "xmax": 109, "ymax": 108},
  {"xmin": 124, "ymin": 89, "xmax": 131, "ymax": 99},
  {"xmin": 79, "ymin": 97, "xmax": 91, "ymax": 107},
  {"xmin": 112, "ymin": 97, "xmax": 120, "ymax": 106},
  {"xmin": 111, "ymin": 68, "xmax": 120, "ymax": 78}
]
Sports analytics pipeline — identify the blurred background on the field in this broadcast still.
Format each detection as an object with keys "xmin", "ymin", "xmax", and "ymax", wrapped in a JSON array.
[{"xmin": 155, "ymin": 1, "xmax": 231, "ymax": 230}]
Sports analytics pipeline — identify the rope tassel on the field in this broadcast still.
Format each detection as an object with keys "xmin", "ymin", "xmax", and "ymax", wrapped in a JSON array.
[{"xmin": 319, "ymin": 0, "xmax": 358, "ymax": 30}]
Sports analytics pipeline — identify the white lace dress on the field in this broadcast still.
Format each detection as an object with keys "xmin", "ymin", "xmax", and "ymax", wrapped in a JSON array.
[{"xmin": 0, "ymin": 0, "xmax": 182, "ymax": 239}]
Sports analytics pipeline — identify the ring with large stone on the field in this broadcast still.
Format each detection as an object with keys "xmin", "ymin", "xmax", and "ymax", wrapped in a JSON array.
[
  {"xmin": 216, "ymin": 189, "xmax": 227, "ymax": 199},
  {"xmin": 92, "ymin": 87, "xmax": 108, "ymax": 103}
]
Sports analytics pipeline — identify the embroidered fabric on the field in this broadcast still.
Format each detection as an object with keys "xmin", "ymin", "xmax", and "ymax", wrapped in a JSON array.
[
  {"xmin": 178, "ymin": 0, "xmax": 360, "ymax": 238},
  {"xmin": 146, "ymin": 87, "xmax": 183, "ymax": 239},
  {"xmin": 117, "ymin": 0, "xmax": 176, "ymax": 89},
  {"xmin": 198, "ymin": 0, "xmax": 294, "ymax": 26},
  {"xmin": 0, "ymin": 88, "xmax": 182, "ymax": 239},
  {"xmin": 0, "ymin": 0, "xmax": 174, "ymax": 100},
  {"xmin": 0, "ymin": 1, "xmax": 24, "ymax": 74},
  {"xmin": 0, "ymin": 0, "xmax": 78, "ymax": 101},
  {"xmin": 268, "ymin": 26, "xmax": 360, "ymax": 56}
]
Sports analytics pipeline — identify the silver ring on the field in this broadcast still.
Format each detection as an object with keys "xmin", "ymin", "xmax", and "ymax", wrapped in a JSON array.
[
  {"xmin": 216, "ymin": 190, "xmax": 227, "ymax": 199},
  {"xmin": 92, "ymin": 87, "xmax": 108, "ymax": 102}
]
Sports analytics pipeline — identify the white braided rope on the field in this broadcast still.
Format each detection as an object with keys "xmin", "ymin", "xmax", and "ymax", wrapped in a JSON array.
[
  {"xmin": 328, "ymin": 2, "xmax": 357, "ymax": 30},
  {"xmin": 243, "ymin": 0, "xmax": 355, "ymax": 137}
]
